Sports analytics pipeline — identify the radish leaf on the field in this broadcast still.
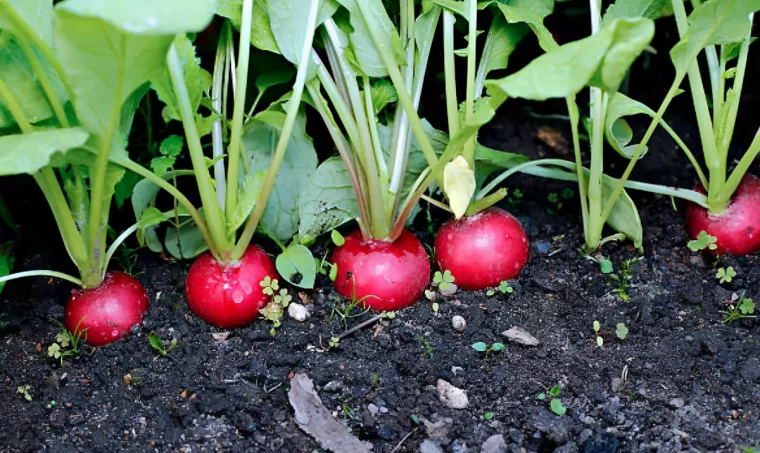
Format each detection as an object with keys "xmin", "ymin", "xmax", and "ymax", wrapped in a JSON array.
[
  {"xmin": 298, "ymin": 157, "xmax": 360, "ymax": 239},
  {"xmin": 0, "ymin": 128, "xmax": 89, "ymax": 175},
  {"xmin": 275, "ymin": 243, "xmax": 316, "ymax": 289}
]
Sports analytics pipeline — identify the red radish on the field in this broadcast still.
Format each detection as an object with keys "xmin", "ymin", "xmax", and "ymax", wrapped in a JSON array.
[
  {"xmin": 64, "ymin": 271, "xmax": 150, "ymax": 347},
  {"xmin": 185, "ymin": 245, "xmax": 277, "ymax": 328},
  {"xmin": 331, "ymin": 229, "xmax": 430, "ymax": 311},
  {"xmin": 687, "ymin": 174, "xmax": 760, "ymax": 256},
  {"xmin": 434, "ymin": 207, "xmax": 529, "ymax": 290}
]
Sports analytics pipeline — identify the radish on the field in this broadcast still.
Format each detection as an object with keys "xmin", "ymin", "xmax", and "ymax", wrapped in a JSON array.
[
  {"xmin": 64, "ymin": 272, "xmax": 150, "ymax": 347},
  {"xmin": 185, "ymin": 246, "xmax": 277, "ymax": 328},
  {"xmin": 434, "ymin": 207, "xmax": 529, "ymax": 290},
  {"xmin": 331, "ymin": 229, "xmax": 430, "ymax": 311},
  {"xmin": 686, "ymin": 174, "xmax": 760, "ymax": 256}
]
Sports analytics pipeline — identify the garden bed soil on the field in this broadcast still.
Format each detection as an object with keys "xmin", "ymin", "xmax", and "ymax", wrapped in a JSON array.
[{"xmin": 2, "ymin": 111, "xmax": 760, "ymax": 453}]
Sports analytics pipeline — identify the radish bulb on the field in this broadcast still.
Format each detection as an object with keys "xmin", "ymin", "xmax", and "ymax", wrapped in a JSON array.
[
  {"xmin": 434, "ymin": 207, "xmax": 529, "ymax": 290},
  {"xmin": 185, "ymin": 245, "xmax": 277, "ymax": 328},
  {"xmin": 331, "ymin": 229, "xmax": 430, "ymax": 311},
  {"xmin": 64, "ymin": 271, "xmax": 150, "ymax": 347},
  {"xmin": 687, "ymin": 174, "xmax": 760, "ymax": 256}
]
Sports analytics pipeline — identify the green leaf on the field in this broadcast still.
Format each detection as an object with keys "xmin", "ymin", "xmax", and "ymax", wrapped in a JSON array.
[
  {"xmin": 482, "ymin": 412, "xmax": 495, "ymax": 420},
  {"xmin": 165, "ymin": 218, "xmax": 208, "ymax": 259},
  {"xmin": 536, "ymin": 393, "xmax": 546, "ymax": 400},
  {"xmin": 491, "ymin": 343, "xmax": 505, "ymax": 352},
  {"xmin": 0, "ymin": 0, "xmax": 53, "ymax": 45},
  {"xmin": 298, "ymin": 157, "xmax": 360, "ymax": 239},
  {"xmin": 670, "ymin": 0, "xmax": 760, "ymax": 77},
  {"xmin": 687, "ymin": 230, "xmax": 717, "ymax": 251},
  {"xmin": 150, "ymin": 156, "xmax": 175, "ymax": 176},
  {"xmin": 54, "ymin": 0, "xmax": 214, "ymax": 140},
  {"xmin": 550, "ymin": 398, "xmax": 566, "ymax": 416},
  {"xmin": 151, "ymin": 34, "xmax": 212, "ymax": 125},
  {"xmin": 268, "ymin": 0, "xmax": 338, "ymax": 68},
  {"xmin": 479, "ymin": 15, "xmax": 529, "ymax": 83},
  {"xmin": 228, "ymin": 171, "xmax": 267, "ymax": 232},
  {"xmin": 480, "ymin": 1, "xmax": 558, "ymax": 52},
  {"xmin": 160, "ymin": 135, "xmax": 184, "ymax": 157},
  {"xmin": 596, "ymin": 336, "xmax": 604, "ymax": 347},
  {"xmin": 148, "ymin": 332, "xmax": 163, "ymax": 353},
  {"xmin": 256, "ymin": 69, "xmax": 296, "ymax": 93},
  {"xmin": 485, "ymin": 18, "xmax": 654, "ymax": 100},
  {"xmin": 331, "ymin": 230, "xmax": 345, "ymax": 246},
  {"xmin": 549, "ymin": 385, "xmax": 561, "ymax": 396},
  {"xmin": 275, "ymin": 243, "xmax": 316, "ymax": 289},
  {"xmin": 599, "ymin": 259, "xmax": 613, "ymax": 274},
  {"xmin": 369, "ymin": 79, "xmax": 398, "ymax": 115},
  {"xmin": 138, "ymin": 207, "xmax": 170, "ymax": 230},
  {"xmin": 593, "ymin": 320, "xmax": 601, "ymax": 332},
  {"xmin": 0, "ymin": 39, "xmax": 67, "ymax": 128},
  {"xmin": 738, "ymin": 298, "xmax": 755, "ymax": 315},
  {"xmin": 334, "ymin": 0, "xmax": 404, "ymax": 77},
  {"xmin": 0, "ymin": 250, "xmax": 12, "ymax": 294},
  {"xmin": 602, "ymin": 0, "xmax": 673, "ymax": 25},
  {"xmin": 471, "ymin": 341, "xmax": 487, "ymax": 352},
  {"xmin": 443, "ymin": 156, "xmax": 476, "ymax": 219},
  {"xmin": 0, "ymin": 128, "xmax": 89, "ymax": 175},
  {"xmin": 243, "ymin": 106, "xmax": 318, "ymax": 241},
  {"xmin": 616, "ymin": 323, "xmax": 629, "ymax": 340}
]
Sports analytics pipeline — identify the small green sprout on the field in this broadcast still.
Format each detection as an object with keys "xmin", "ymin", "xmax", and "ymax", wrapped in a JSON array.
[
  {"xmin": 687, "ymin": 231, "xmax": 718, "ymax": 252},
  {"xmin": 550, "ymin": 398, "xmax": 567, "ymax": 416},
  {"xmin": 417, "ymin": 335, "xmax": 434, "ymax": 359},
  {"xmin": 260, "ymin": 286, "xmax": 293, "ymax": 336},
  {"xmin": 17, "ymin": 385, "xmax": 32, "ymax": 401},
  {"xmin": 471, "ymin": 341, "xmax": 506, "ymax": 357},
  {"xmin": 432, "ymin": 302, "xmax": 439, "ymax": 313},
  {"xmin": 47, "ymin": 319, "xmax": 86, "ymax": 366},
  {"xmin": 616, "ymin": 323, "xmax": 629, "ymax": 340},
  {"xmin": 148, "ymin": 332, "xmax": 177, "ymax": 358},
  {"xmin": 599, "ymin": 258, "xmax": 613, "ymax": 274},
  {"xmin": 480, "ymin": 412, "xmax": 495, "ymax": 421},
  {"xmin": 410, "ymin": 414, "xmax": 421, "ymax": 425},
  {"xmin": 259, "ymin": 276, "xmax": 279, "ymax": 296},
  {"xmin": 538, "ymin": 385, "xmax": 566, "ymax": 415},
  {"xmin": 593, "ymin": 321, "xmax": 603, "ymax": 347},
  {"xmin": 609, "ymin": 257, "xmax": 642, "ymax": 302},
  {"xmin": 716, "ymin": 266, "xmax": 736, "ymax": 284},
  {"xmin": 432, "ymin": 270, "xmax": 456, "ymax": 295},
  {"xmin": 328, "ymin": 336, "xmax": 340, "ymax": 349},
  {"xmin": 722, "ymin": 293, "xmax": 756, "ymax": 324},
  {"xmin": 487, "ymin": 280, "xmax": 514, "ymax": 296},
  {"xmin": 47, "ymin": 400, "xmax": 56, "ymax": 409}
]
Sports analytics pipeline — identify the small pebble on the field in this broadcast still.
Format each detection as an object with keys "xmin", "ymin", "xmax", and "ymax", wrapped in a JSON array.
[
  {"xmin": 288, "ymin": 303, "xmax": 310, "ymax": 322},
  {"xmin": 436, "ymin": 379, "xmax": 468, "ymax": 409},
  {"xmin": 452, "ymin": 316, "xmax": 466, "ymax": 332}
]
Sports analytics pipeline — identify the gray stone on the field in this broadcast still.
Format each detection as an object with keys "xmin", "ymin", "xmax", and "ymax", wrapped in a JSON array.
[
  {"xmin": 322, "ymin": 380, "xmax": 343, "ymax": 392},
  {"xmin": 481, "ymin": 434, "xmax": 507, "ymax": 453},
  {"xmin": 367, "ymin": 403, "xmax": 379, "ymax": 416},
  {"xmin": 668, "ymin": 398, "xmax": 685, "ymax": 409},
  {"xmin": 740, "ymin": 358, "xmax": 760, "ymax": 382},
  {"xmin": 530, "ymin": 408, "xmax": 571, "ymax": 444},
  {"xmin": 436, "ymin": 379, "xmax": 468, "ymax": 409},
  {"xmin": 450, "ymin": 439, "xmax": 469, "ymax": 453},
  {"xmin": 420, "ymin": 439, "xmax": 444, "ymax": 453}
]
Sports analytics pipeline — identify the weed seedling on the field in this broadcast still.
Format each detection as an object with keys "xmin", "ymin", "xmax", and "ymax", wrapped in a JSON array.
[
  {"xmin": 472, "ymin": 341, "xmax": 506, "ymax": 357},
  {"xmin": 48, "ymin": 319, "xmax": 87, "ymax": 366},
  {"xmin": 486, "ymin": 280, "xmax": 514, "ymax": 297},
  {"xmin": 480, "ymin": 411, "xmax": 495, "ymax": 421},
  {"xmin": 716, "ymin": 266, "xmax": 736, "ymax": 284},
  {"xmin": 687, "ymin": 231, "xmax": 718, "ymax": 252},
  {"xmin": 432, "ymin": 270, "xmax": 457, "ymax": 296},
  {"xmin": 609, "ymin": 257, "xmax": 642, "ymax": 302},
  {"xmin": 47, "ymin": 400, "xmax": 56, "ymax": 409},
  {"xmin": 17, "ymin": 385, "xmax": 32, "ymax": 401},
  {"xmin": 328, "ymin": 337, "xmax": 340, "ymax": 349},
  {"xmin": 537, "ymin": 385, "xmax": 565, "ymax": 416},
  {"xmin": 259, "ymin": 277, "xmax": 295, "ymax": 335},
  {"xmin": 721, "ymin": 293, "xmax": 756, "ymax": 324},
  {"xmin": 593, "ymin": 321, "xmax": 603, "ymax": 347},
  {"xmin": 417, "ymin": 336, "xmax": 435, "ymax": 359},
  {"xmin": 616, "ymin": 323, "xmax": 629, "ymax": 340},
  {"xmin": 148, "ymin": 332, "xmax": 177, "ymax": 359}
]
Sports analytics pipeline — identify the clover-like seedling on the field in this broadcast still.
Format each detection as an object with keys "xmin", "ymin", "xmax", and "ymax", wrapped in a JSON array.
[
  {"xmin": 328, "ymin": 336, "xmax": 340, "ymax": 349},
  {"xmin": 260, "ymin": 276, "xmax": 280, "ymax": 296},
  {"xmin": 47, "ymin": 320, "xmax": 86, "ymax": 366},
  {"xmin": 487, "ymin": 280, "xmax": 514, "ymax": 297},
  {"xmin": 17, "ymin": 385, "xmax": 32, "ymax": 401},
  {"xmin": 716, "ymin": 266, "xmax": 736, "ymax": 284},
  {"xmin": 722, "ymin": 293, "xmax": 756, "ymax": 324},
  {"xmin": 273, "ymin": 289, "xmax": 292, "ymax": 307},
  {"xmin": 433, "ymin": 270, "xmax": 456, "ymax": 295},
  {"xmin": 472, "ymin": 341, "xmax": 506, "ymax": 357},
  {"xmin": 687, "ymin": 231, "xmax": 718, "ymax": 252}
]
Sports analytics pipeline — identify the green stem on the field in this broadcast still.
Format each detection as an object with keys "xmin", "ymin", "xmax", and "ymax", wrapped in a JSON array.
[
  {"xmin": 0, "ymin": 270, "xmax": 84, "ymax": 288},
  {"xmin": 717, "ymin": 127, "xmax": 760, "ymax": 205},
  {"xmin": 716, "ymin": 46, "xmax": 726, "ymax": 131},
  {"xmin": 717, "ymin": 16, "xmax": 752, "ymax": 160},
  {"xmin": 353, "ymin": 1, "xmax": 440, "ymax": 175},
  {"xmin": 566, "ymin": 96, "xmax": 590, "ymax": 237},
  {"xmin": 167, "ymin": 44, "xmax": 230, "ymax": 257},
  {"xmin": 442, "ymin": 11, "xmax": 459, "ymax": 138},
  {"xmin": 585, "ymin": 0, "xmax": 604, "ymax": 249},
  {"xmin": 231, "ymin": 0, "xmax": 320, "ymax": 260},
  {"xmin": 461, "ymin": 0, "xmax": 478, "ymax": 166},
  {"xmin": 363, "ymin": 75, "xmax": 392, "ymax": 223},
  {"xmin": 211, "ymin": 23, "xmax": 230, "ymax": 212},
  {"xmin": 102, "ymin": 222, "xmax": 139, "ymax": 279},
  {"xmin": 86, "ymin": 35, "xmax": 126, "ymax": 286},
  {"xmin": 465, "ymin": 188, "xmax": 506, "ymax": 215},
  {"xmin": 672, "ymin": 0, "xmax": 722, "ymax": 208},
  {"xmin": 225, "ymin": 0, "xmax": 253, "ymax": 219}
]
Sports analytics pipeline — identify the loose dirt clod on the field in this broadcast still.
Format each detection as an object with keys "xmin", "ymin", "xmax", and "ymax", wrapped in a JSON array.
[
  {"xmin": 436, "ymin": 379, "xmax": 468, "ymax": 409},
  {"xmin": 288, "ymin": 373, "xmax": 373, "ymax": 453},
  {"xmin": 502, "ymin": 326, "xmax": 540, "ymax": 346}
]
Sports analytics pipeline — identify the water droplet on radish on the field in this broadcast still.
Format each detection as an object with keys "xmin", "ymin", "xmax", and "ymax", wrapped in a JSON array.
[
  {"xmin": 233, "ymin": 290, "xmax": 244, "ymax": 304},
  {"xmin": 240, "ymin": 280, "xmax": 252, "ymax": 295},
  {"xmin": 111, "ymin": 329, "xmax": 119, "ymax": 337}
]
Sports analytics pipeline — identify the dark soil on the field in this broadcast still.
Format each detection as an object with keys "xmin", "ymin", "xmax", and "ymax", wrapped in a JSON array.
[{"xmin": 2, "ymin": 106, "xmax": 760, "ymax": 453}]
